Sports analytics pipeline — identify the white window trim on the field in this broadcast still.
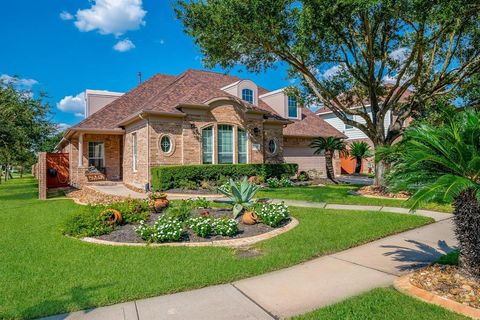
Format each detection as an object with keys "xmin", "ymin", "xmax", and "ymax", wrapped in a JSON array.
[{"xmin": 88, "ymin": 141, "xmax": 106, "ymax": 169}]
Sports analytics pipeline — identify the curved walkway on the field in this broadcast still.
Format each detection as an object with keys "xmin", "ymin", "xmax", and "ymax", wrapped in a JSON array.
[{"xmin": 41, "ymin": 200, "xmax": 456, "ymax": 320}]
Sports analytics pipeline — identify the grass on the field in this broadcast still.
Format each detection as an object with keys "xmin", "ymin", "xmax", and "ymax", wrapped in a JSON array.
[
  {"xmin": 0, "ymin": 178, "xmax": 433, "ymax": 319},
  {"xmin": 292, "ymin": 287, "xmax": 468, "ymax": 320},
  {"xmin": 257, "ymin": 184, "xmax": 452, "ymax": 212}
]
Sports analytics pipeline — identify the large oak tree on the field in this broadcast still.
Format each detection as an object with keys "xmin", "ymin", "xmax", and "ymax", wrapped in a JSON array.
[{"xmin": 176, "ymin": 0, "xmax": 480, "ymax": 185}]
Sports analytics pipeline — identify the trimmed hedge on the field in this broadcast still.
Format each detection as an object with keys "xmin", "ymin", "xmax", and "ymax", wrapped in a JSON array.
[{"xmin": 151, "ymin": 163, "xmax": 298, "ymax": 191}]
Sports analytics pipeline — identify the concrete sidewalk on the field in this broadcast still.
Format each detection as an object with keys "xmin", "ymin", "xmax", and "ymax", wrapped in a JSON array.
[{"xmin": 41, "ymin": 218, "xmax": 456, "ymax": 320}]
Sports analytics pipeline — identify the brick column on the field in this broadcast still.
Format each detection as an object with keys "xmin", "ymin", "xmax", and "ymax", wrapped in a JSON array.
[{"xmin": 38, "ymin": 152, "xmax": 47, "ymax": 200}]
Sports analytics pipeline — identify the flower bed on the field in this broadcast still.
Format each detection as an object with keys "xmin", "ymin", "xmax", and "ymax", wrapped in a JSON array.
[{"xmin": 65, "ymin": 195, "xmax": 294, "ymax": 246}]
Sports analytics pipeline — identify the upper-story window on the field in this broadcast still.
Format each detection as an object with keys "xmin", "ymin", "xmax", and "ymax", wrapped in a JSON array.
[
  {"xmin": 345, "ymin": 114, "xmax": 354, "ymax": 130},
  {"xmin": 287, "ymin": 96, "xmax": 298, "ymax": 118},
  {"xmin": 242, "ymin": 88, "xmax": 254, "ymax": 104}
]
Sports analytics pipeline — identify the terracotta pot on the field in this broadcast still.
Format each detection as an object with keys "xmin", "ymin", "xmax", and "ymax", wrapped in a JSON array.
[
  {"xmin": 101, "ymin": 209, "xmax": 123, "ymax": 225},
  {"xmin": 153, "ymin": 198, "xmax": 169, "ymax": 212},
  {"xmin": 242, "ymin": 211, "xmax": 258, "ymax": 225}
]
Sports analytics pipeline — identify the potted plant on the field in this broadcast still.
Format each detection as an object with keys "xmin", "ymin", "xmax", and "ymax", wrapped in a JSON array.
[
  {"xmin": 99, "ymin": 208, "xmax": 123, "ymax": 225},
  {"xmin": 149, "ymin": 192, "xmax": 169, "ymax": 212}
]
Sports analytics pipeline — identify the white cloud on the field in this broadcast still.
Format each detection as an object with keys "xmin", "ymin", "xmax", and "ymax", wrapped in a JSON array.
[
  {"xmin": 319, "ymin": 64, "xmax": 346, "ymax": 79},
  {"xmin": 60, "ymin": 11, "xmax": 74, "ymax": 21},
  {"xmin": 113, "ymin": 39, "xmax": 135, "ymax": 52},
  {"xmin": 73, "ymin": 0, "xmax": 146, "ymax": 36},
  {"xmin": 0, "ymin": 74, "xmax": 38, "ymax": 89},
  {"xmin": 389, "ymin": 47, "xmax": 410, "ymax": 63},
  {"xmin": 56, "ymin": 92, "xmax": 85, "ymax": 117},
  {"xmin": 56, "ymin": 123, "xmax": 71, "ymax": 132}
]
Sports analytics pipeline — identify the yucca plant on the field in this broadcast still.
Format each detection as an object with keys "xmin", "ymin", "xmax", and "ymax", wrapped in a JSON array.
[
  {"xmin": 348, "ymin": 141, "xmax": 373, "ymax": 175},
  {"xmin": 310, "ymin": 136, "xmax": 347, "ymax": 183},
  {"xmin": 386, "ymin": 109, "xmax": 480, "ymax": 279},
  {"xmin": 218, "ymin": 177, "xmax": 260, "ymax": 218}
]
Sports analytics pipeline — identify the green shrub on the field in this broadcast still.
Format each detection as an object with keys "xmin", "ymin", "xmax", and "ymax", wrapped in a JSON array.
[
  {"xmin": 436, "ymin": 250, "xmax": 459, "ymax": 266},
  {"xmin": 63, "ymin": 206, "xmax": 113, "ymax": 237},
  {"xmin": 267, "ymin": 177, "xmax": 293, "ymax": 188},
  {"xmin": 193, "ymin": 197, "xmax": 211, "ymax": 209},
  {"xmin": 213, "ymin": 217, "xmax": 238, "ymax": 236},
  {"xmin": 109, "ymin": 198, "xmax": 150, "ymax": 223},
  {"xmin": 298, "ymin": 171, "xmax": 309, "ymax": 181},
  {"xmin": 255, "ymin": 202, "xmax": 290, "ymax": 227},
  {"xmin": 177, "ymin": 179, "xmax": 198, "ymax": 190},
  {"xmin": 165, "ymin": 199, "xmax": 195, "ymax": 221},
  {"xmin": 151, "ymin": 163, "xmax": 298, "ymax": 191},
  {"xmin": 187, "ymin": 216, "xmax": 214, "ymax": 238},
  {"xmin": 136, "ymin": 216, "xmax": 184, "ymax": 243}
]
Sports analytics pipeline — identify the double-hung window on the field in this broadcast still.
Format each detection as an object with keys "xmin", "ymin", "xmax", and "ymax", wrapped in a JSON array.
[
  {"xmin": 287, "ymin": 96, "xmax": 298, "ymax": 118},
  {"xmin": 88, "ymin": 142, "xmax": 105, "ymax": 169},
  {"xmin": 242, "ymin": 88, "xmax": 254, "ymax": 104},
  {"xmin": 217, "ymin": 125, "xmax": 234, "ymax": 164},
  {"xmin": 237, "ymin": 129, "xmax": 248, "ymax": 164},
  {"xmin": 202, "ymin": 126, "xmax": 213, "ymax": 164}
]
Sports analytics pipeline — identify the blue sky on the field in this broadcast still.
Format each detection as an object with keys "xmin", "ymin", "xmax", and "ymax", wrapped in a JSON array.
[{"xmin": 0, "ymin": 0, "xmax": 289, "ymax": 129}]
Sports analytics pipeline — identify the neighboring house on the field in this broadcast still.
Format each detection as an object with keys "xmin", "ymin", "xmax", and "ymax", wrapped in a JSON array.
[
  {"xmin": 56, "ymin": 69, "xmax": 344, "ymax": 190},
  {"xmin": 84, "ymin": 90, "xmax": 124, "ymax": 118},
  {"xmin": 316, "ymin": 87, "xmax": 411, "ymax": 174}
]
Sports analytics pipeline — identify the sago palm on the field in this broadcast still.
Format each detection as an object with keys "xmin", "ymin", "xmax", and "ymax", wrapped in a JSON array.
[
  {"xmin": 348, "ymin": 141, "xmax": 373, "ymax": 175},
  {"xmin": 310, "ymin": 136, "xmax": 346, "ymax": 183},
  {"xmin": 386, "ymin": 109, "xmax": 480, "ymax": 279}
]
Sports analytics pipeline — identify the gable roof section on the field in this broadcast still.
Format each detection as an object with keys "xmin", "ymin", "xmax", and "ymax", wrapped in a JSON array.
[
  {"xmin": 71, "ymin": 69, "xmax": 344, "ymax": 138},
  {"xmin": 284, "ymin": 108, "xmax": 346, "ymax": 138}
]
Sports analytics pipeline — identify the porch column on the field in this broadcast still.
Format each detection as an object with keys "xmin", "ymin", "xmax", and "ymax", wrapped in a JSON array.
[{"xmin": 78, "ymin": 133, "xmax": 83, "ymax": 167}]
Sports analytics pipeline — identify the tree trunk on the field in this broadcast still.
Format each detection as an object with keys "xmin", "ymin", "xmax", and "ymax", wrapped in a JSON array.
[
  {"xmin": 453, "ymin": 188, "xmax": 480, "ymax": 280},
  {"xmin": 325, "ymin": 151, "xmax": 337, "ymax": 183},
  {"xmin": 354, "ymin": 157, "xmax": 362, "ymax": 175},
  {"xmin": 374, "ymin": 160, "xmax": 386, "ymax": 186}
]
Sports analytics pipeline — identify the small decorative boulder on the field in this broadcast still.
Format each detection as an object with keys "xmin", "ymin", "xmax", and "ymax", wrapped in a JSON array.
[{"xmin": 242, "ymin": 211, "xmax": 258, "ymax": 225}]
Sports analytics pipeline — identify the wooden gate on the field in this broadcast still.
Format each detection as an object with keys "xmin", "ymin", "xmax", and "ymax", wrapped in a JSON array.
[{"xmin": 46, "ymin": 153, "xmax": 69, "ymax": 188}]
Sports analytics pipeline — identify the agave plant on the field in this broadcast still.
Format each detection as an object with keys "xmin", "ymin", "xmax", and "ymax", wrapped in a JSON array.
[
  {"xmin": 218, "ymin": 177, "xmax": 260, "ymax": 219},
  {"xmin": 385, "ymin": 109, "xmax": 480, "ymax": 279}
]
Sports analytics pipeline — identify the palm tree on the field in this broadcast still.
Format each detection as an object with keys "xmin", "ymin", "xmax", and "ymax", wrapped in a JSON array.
[
  {"xmin": 348, "ymin": 141, "xmax": 373, "ymax": 175},
  {"xmin": 310, "ymin": 136, "xmax": 346, "ymax": 183},
  {"xmin": 386, "ymin": 109, "xmax": 480, "ymax": 279}
]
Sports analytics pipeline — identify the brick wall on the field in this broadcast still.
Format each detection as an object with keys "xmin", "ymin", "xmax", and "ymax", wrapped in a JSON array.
[
  {"xmin": 123, "ymin": 121, "xmax": 149, "ymax": 190},
  {"xmin": 37, "ymin": 152, "xmax": 47, "ymax": 200}
]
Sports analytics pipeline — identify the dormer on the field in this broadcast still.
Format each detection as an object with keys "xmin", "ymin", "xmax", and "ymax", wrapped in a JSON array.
[
  {"xmin": 259, "ymin": 88, "xmax": 301, "ymax": 120},
  {"xmin": 221, "ymin": 79, "xmax": 258, "ymax": 105}
]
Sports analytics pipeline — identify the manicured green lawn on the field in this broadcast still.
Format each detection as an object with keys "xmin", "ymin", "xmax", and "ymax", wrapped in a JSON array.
[
  {"xmin": 257, "ymin": 185, "xmax": 452, "ymax": 212},
  {"xmin": 292, "ymin": 287, "xmax": 467, "ymax": 320},
  {"xmin": 0, "ymin": 178, "xmax": 433, "ymax": 319}
]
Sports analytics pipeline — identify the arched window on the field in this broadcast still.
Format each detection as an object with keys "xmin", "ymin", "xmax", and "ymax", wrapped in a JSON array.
[
  {"xmin": 288, "ymin": 96, "xmax": 298, "ymax": 118},
  {"xmin": 202, "ymin": 126, "xmax": 213, "ymax": 164},
  {"xmin": 242, "ymin": 88, "xmax": 254, "ymax": 104},
  {"xmin": 218, "ymin": 125, "xmax": 234, "ymax": 164},
  {"xmin": 237, "ymin": 129, "xmax": 248, "ymax": 164}
]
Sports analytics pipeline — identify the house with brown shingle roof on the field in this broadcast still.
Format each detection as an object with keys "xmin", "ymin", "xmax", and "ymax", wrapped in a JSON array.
[{"xmin": 56, "ymin": 69, "xmax": 344, "ymax": 190}]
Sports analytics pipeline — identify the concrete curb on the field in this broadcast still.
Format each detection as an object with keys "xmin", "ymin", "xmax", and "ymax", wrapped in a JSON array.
[
  {"xmin": 394, "ymin": 274, "xmax": 480, "ymax": 319},
  {"xmin": 80, "ymin": 217, "xmax": 299, "ymax": 248}
]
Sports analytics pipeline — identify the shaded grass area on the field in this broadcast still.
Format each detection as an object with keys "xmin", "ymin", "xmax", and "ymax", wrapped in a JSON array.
[
  {"xmin": 1, "ymin": 178, "xmax": 432, "ymax": 319},
  {"xmin": 257, "ymin": 184, "xmax": 452, "ymax": 212},
  {"xmin": 292, "ymin": 287, "xmax": 467, "ymax": 320}
]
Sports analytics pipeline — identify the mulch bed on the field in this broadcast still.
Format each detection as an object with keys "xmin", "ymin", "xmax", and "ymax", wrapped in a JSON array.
[
  {"xmin": 357, "ymin": 185, "xmax": 411, "ymax": 199},
  {"xmin": 411, "ymin": 264, "xmax": 480, "ymax": 309},
  {"xmin": 95, "ymin": 207, "xmax": 290, "ymax": 244}
]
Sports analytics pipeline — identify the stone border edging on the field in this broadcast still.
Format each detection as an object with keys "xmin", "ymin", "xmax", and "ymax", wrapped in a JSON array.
[
  {"xmin": 347, "ymin": 189, "xmax": 408, "ymax": 200},
  {"xmin": 80, "ymin": 217, "xmax": 299, "ymax": 248},
  {"xmin": 394, "ymin": 274, "xmax": 480, "ymax": 320}
]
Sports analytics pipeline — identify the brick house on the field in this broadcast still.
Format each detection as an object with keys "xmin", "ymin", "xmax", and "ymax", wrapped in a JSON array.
[{"xmin": 56, "ymin": 69, "xmax": 344, "ymax": 190}]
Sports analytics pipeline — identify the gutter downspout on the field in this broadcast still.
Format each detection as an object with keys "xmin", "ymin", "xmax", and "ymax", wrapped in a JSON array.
[{"xmin": 139, "ymin": 113, "xmax": 150, "ymax": 191}]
